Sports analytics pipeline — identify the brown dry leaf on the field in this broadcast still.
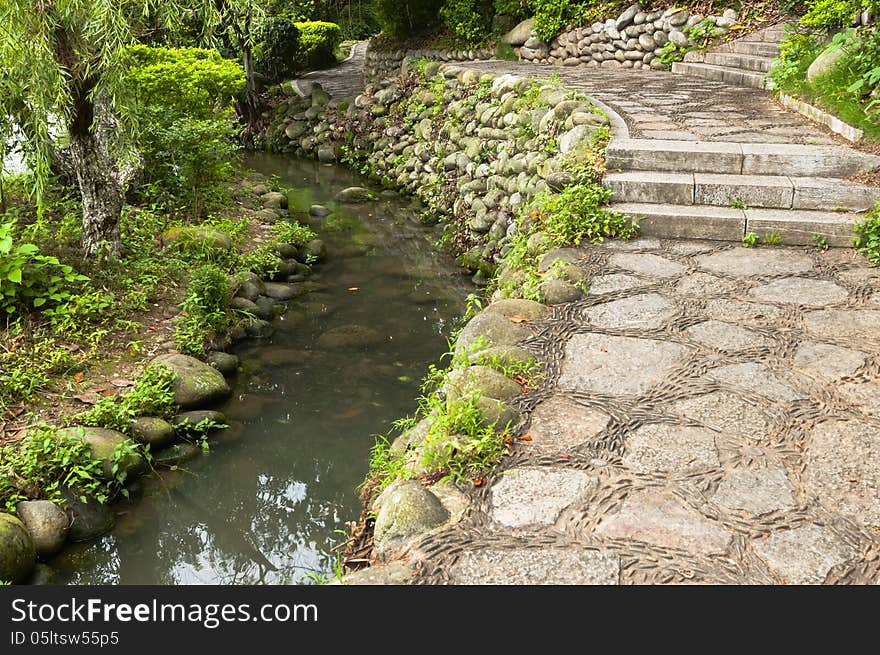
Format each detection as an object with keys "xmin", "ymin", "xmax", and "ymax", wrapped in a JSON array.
[
  {"xmin": 517, "ymin": 435, "xmax": 533, "ymax": 442},
  {"xmin": 147, "ymin": 326, "xmax": 158, "ymax": 332},
  {"xmin": 61, "ymin": 344, "xmax": 80, "ymax": 352},
  {"xmin": 73, "ymin": 393, "xmax": 99, "ymax": 405},
  {"xmin": 73, "ymin": 372, "xmax": 84, "ymax": 383},
  {"xmin": 110, "ymin": 378, "xmax": 134, "ymax": 388},
  {"xmin": 473, "ymin": 477, "xmax": 484, "ymax": 487},
  {"xmin": 600, "ymin": 348, "xmax": 608, "ymax": 353},
  {"xmin": 535, "ymin": 269, "xmax": 547, "ymax": 276},
  {"xmin": 98, "ymin": 387, "xmax": 118, "ymax": 398},
  {"xmin": 560, "ymin": 453, "xmax": 571, "ymax": 461},
  {"xmin": 347, "ymin": 287, "xmax": 360, "ymax": 292},
  {"xmin": 507, "ymin": 315, "xmax": 528, "ymax": 324}
]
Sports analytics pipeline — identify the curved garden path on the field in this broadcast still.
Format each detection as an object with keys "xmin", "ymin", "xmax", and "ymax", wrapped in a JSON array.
[
  {"xmin": 298, "ymin": 39, "xmax": 880, "ymax": 584},
  {"xmin": 294, "ymin": 41, "xmax": 368, "ymax": 101}
]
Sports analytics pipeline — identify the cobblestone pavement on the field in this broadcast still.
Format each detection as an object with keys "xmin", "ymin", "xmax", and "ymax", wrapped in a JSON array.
[
  {"xmin": 412, "ymin": 240, "xmax": 880, "ymax": 585},
  {"xmin": 298, "ymin": 41, "xmax": 368, "ymax": 100},
  {"xmin": 458, "ymin": 60, "xmax": 839, "ymax": 145}
]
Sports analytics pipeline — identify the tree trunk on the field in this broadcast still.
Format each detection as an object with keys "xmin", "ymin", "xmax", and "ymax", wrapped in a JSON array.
[{"xmin": 67, "ymin": 125, "xmax": 124, "ymax": 259}]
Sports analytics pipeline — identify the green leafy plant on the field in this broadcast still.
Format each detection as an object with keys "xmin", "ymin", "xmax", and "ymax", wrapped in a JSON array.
[
  {"xmin": 0, "ymin": 220, "xmax": 88, "ymax": 314},
  {"xmin": 742, "ymin": 231, "xmax": 759, "ymax": 247},
  {"xmin": 762, "ymin": 232, "xmax": 784, "ymax": 246},
  {"xmin": 854, "ymin": 203, "xmax": 880, "ymax": 265},
  {"xmin": 813, "ymin": 233, "xmax": 829, "ymax": 250},
  {"xmin": 374, "ymin": 0, "xmax": 443, "ymax": 38},
  {"xmin": 730, "ymin": 197, "xmax": 750, "ymax": 210},
  {"xmin": 255, "ymin": 16, "xmax": 302, "ymax": 84},
  {"xmin": 174, "ymin": 264, "xmax": 231, "ymax": 356},
  {"xmin": 75, "ymin": 364, "xmax": 177, "ymax": 433},
  {"xmin": 441, "ymin": 0, "xmax": 493, "ymax": 45},
  {"xmin": 294, "ymin": 21, "xmax": 343, "ymax": 69}
]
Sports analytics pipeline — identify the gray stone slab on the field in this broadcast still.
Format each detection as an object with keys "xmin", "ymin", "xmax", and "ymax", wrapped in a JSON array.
[
  {"xmin": 694, "ymin": 173, "xmax": 794, "ymax": 209},
  {"xmin": 559, "ymin": 334, "xmax": 690, "ymax": 396},
  {"xmin": 528, "ymin": 396, "xmax": 610, "ymax": 453},
  {"xmin": 793, "ymin": 341, "xmax": 866, "ymax": 379},
  {"xmin": 804, "ymin": 309, "xmax": 880, "ymax": 345},
  {"xmin": 804, "ymin": 419, "xmax": 880, "ymax": 526},
  {"xmin": 610, "ymin": 252, "xmax": 686, "ymax": 278},
  {"xmin": 748, "ymin": 277, "xmax": 848, "ymax": 307},
  {"xmin": 704, "ymin": 299, "xmax": 784, "ymax": 325},
  {"xmin": 583, "ymin": 293, "xmax": 676, "ymax": 329},
  {"xmin": 696, "ymin": 248, "xmax": 813, "ymax": 277},
  {"xmin": 753, "ymin": 524, "xmax": 854, "ymax": 585},
  {"xmin": 673, "ymin": 391, "xmax": 772, "ymax": 437},
  {"xmin": 712, "ymin": 468, "xmax": 796, "ymax": 515},
  {"xmin": 588, "ymin": 273, "xmax": 645, "ymax": 295},
  {"xmin": 707, "ymin": 363, "xmax": 805, "ymax": 403},
  {"xmin": 685, "ymin": 320, "xmax": 770, "ymax": 351},
  {"xmin": 491, "ymin": 467, "xmax": 597, "ymax": 527},
  {"xmin": 839, "ymin": 380, "xmax": 880, "ymax": 417},
  {"xmin": 595, "ymin": 490, "xmax": 734, "ymax": 555},
  {"xmin": 622, "ymin": 424, "xmax": 720, "ymax": 474},
  {"xmin": 674, "ymin": 272, "xmax": 739, "ymax": 297},
  {"xmin": 601, "ymin": 237, "xmax": 662, "ymax": 251},
  {"xmin": 604, "ymin": 171, "xmax": 695, "ymax": 205},
  {"xmin": 666, "ymin": 241, "xmax": 717, "ymax": 255},
  {"xmin": 451, "ymin": 547, "xmax": 619, "ymax": 585},
  {"xmin": 741, "ymin": 142, "xmax": 880, "ymax": 177}
]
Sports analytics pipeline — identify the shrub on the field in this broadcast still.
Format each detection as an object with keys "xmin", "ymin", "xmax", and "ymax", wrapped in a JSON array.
[
  {"xmin": 0, "ymin": 220, "xmax": 87, "ymax": 314},
  {"xmin": 494, "ymin": 0, "xmax": 529, "ymax": 20},
  {"xmin": 174, "ymin": 264, "xmax": 231, "ymax": 356},
  {"xmin": 441, "ymin": 0, "xmax": 494, "ymax": 44},
  {"xmin": 855, "ymin": 203, "xmax": 880, "ymax": 265},
  {"xmin": 530, "ymin": 0, "xmax": 583, "ymax": 42},
  {"xmin": 294, "ymin": 21, "xmax": 342, "ymax": 70},
  {"xmin": 255, "ymin": 17, "xmax": 302, "ymax": 84},
  {"xmin": 374, "ymin": 0, "xmax": 443, "ymax": 38},
  {"xmin": 801, "ymin": 0, "xmax": 879, "ymax": 28},
  {"xmin": 768, "ymin": 30, "xmax": 823, "ymax": 92}
]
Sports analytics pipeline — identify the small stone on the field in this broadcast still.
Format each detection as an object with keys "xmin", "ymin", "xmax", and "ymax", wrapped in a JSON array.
[
  {"xmin": 60, "ymin": 489, "xmax": 115, "ymax": 542},
  {"xmin": 206, "ymin": 351, "xmax": 239, "ymax": 377},
  {"xmin": 706, "ymin": 363, "xmax": 804, "ymax": 403},
  {"xmin": 482, "ymin": 298, "xmax": 549, "ymax": 320},
  {"xmin": 793, "ymin": 341, "xmax": 865, "ymax": 379},
  {"xmin": 753, "ymin": 524, "xmax": 853, "ymax": 584},
  {"xmin": 611, "ymin": 252, "xmax": 686, "ymax": 278},
  {"xmin": 455, "ymin": 311, "xmax": 528, "ymax": 357},
  {"xmin": 162, "ymin": 226, "xmax": 233, "ymax": 253},
  {"xmin": 263, "ymin": 282, "xmax": 302, "ymax": 300},
  {"xmin": 491, "ymin": 467, "xmax": 597, "ymax": 527},
  {"xmin": 584, "ymin": 293, "xmax": 676, "ymax": 329},
  {"xmin": 261, "ymin": 191, "xmax": 288, "ymax": 209},
  {"xmin": 445, "ymin": 365, "xmax": 522, "ymax": 404},
  {"xmin": 309, "ymin": 204, "xmax": 332, "ymax": 217},
  {"xmin": 588, "ymin": 274, "xmax": 644, "ymax": 295},
  {"xmin": 15, "ymin": 501, "xmax": 68, "ymax": 559},
  {"xmin": 245, "ymin": 318, "xmax": 275, "ymax": 338},
  {"xmin": 341, "ymin": 562, "xmax": 413, "ymax": 585},
  {"xmin": 151, "ymin": 442, "xmax": 202, "ymax": 468},
  {"xmin": 336, "ymin": 186, "xmax": 373, "ymax": 203},
  {"xmin": 172, "ymin": 410, "xmax": 226, "ymax": 432},
  {"xmin": 684, "ymin": 320, "xmax": 769, "ymax": 351}
]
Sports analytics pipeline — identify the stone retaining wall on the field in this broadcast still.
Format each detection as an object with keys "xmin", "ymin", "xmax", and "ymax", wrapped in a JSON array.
[
  {"xmin": 509, "ymin": 4, "xmax": 740, "ymax": 70},
  {"xmin": 363, "ymin": 44, "xmax": 496, "ymax": 83},
  {"xmin": 265, "ymin": 62, "xmax": 611, "ymax": 279}
]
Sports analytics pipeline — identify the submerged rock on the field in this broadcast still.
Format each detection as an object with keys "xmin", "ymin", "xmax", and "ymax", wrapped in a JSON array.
[
  {"xmin": 0, "ymin": 513, "xmax": 36, "ymax": 583},
  {"xmin": 336, "ymin": 186, "xmax": 374, "ymax": 203},
  {"xmin": 152, "ymin": 443, "xmax": 203, "ymax": 468},
  {"xmin": 153, "ymin": 353, "xmax": 232, "ymax": 410},
  {"xmin": 59, "ymin": 489, "xmax": 116, "ymax": 542},
  {"xmin": 317, "ymin": 324, "xmax": 384, "ymax": 349},
  {"xmin": 15, "ymin": 500, "xmax": 67, "ymax": 559},
  {"xmin": 206, "ymin": 351, "xmax": 240, "ymax": 377},
  {"xmin": 172, "ymin": 410, "xmax": 227, "ymax": 432}
]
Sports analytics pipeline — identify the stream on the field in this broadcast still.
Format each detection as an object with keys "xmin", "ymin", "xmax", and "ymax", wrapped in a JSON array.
[{"xmin": 50, "ymin": 154, "xmax": 473, "ymax": 584}]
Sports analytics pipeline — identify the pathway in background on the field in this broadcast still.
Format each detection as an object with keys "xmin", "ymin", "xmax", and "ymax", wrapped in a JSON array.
[{"xmin": 296, "ymin": 41, "xmax": 368, "ymax": 101}]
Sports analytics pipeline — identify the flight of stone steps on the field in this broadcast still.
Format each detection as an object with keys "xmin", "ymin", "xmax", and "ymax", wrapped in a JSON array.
[
  {"xmin": 671, "ymin": 23, "xmax": 785, "ymax": 89},
  {"xmin": 605, "ymin": 139, "xmax": 880, "ymax": 245}
]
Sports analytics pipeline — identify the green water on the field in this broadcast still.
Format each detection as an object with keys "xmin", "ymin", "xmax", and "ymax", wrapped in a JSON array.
[{"xmin": 52, "ymin": 155, "xmax": 472, "ymax": 584}]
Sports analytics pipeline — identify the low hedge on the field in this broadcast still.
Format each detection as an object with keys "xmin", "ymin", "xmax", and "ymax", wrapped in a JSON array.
[{"xmin": 294, "ymin": 21, "xmax": 342, "ymax": 70}]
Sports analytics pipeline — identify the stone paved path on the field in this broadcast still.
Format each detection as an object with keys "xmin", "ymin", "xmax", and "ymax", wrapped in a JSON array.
[
  {"xmin": 410, "ymin": 240, "xmax": 880, "ymax": 585},
  {"xmin": 296, "ymin": 41, "xmax": 368, "ymax": 100},
  {"xmin": 458, "ymin": 60, "xmax": 839, "ymax": 145}
]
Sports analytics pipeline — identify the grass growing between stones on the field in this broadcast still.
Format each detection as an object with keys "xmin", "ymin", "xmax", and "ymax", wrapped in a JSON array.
[{"xmin": 854, "ymin": 202, "xmax": 880, "ymax": 265}]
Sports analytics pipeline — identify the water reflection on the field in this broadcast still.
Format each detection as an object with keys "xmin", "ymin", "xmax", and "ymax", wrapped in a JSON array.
[{"xmin": 53, "ymin": 155, "xmax": 472, "ymax": 584}]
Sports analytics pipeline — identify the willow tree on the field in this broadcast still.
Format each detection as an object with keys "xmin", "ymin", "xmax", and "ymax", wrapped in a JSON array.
[{"xmin": 0, "ymin": 1, "xmax": 252, "ymax": 258}]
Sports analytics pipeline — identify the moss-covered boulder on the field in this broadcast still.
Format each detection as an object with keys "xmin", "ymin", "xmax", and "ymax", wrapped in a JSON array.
[
  {"xmin": 0, "ymin": 513, "xmax": 36, "ymax": 582},
  {"xmin": 446, "ymin": 366, "xmax": 522, "ymax": 405},
  {"xmin": 130, "ymin": 417, "xmax": 176, "ymax": 448},
  {"xmin": 454, "ymin": 312, "xmax": 529, "ymax": 357},
  {"xmin": 482, "ymin": 298, "xmax": 550, "ymax": 321},
  {"xmin": 372, "ymin": 481, "xmax": 449, "ymax": 555},
  {"xmin": 15, "ymin": 500, "xmax": 69, "ymax": 559},
  {"xmin": 153, "ymin": 353, "xmax": 232, "ymax": 410},
  {"xmin": 56, "ymin": 427, "xmax": 144, "ymax": 481},
  {"xmin": 539, "ymin": 278, "xmax": 584, "ymax": 304}
]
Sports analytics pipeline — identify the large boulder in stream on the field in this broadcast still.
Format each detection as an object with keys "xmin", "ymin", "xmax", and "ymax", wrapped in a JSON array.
[
  {"xmin": 153, "ymin": 354, "xmax": 232, "ymax": 409},
  {"xmin": 0, "ymin": 513, "xmax": 36, "ymax": 582},
  {"xmin": 336, "ymin": 186, "xmax": 374, "ymax": 203}
]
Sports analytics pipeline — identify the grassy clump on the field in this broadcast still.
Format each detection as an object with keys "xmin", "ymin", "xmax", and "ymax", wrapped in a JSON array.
[{"xmin": 854, "ymin": 203, "xmax": 880, "ymax": 265}]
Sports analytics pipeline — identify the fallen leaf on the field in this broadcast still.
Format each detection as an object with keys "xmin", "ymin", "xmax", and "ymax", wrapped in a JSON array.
[
  {"xmin": 507, "ymin": 315, "xmax": 528, "ymax": 324},
  {"xmin": 560, "ymin": 453, "xmax": 571, "ymax": 461},
  {"xmin": 600, "ymin": 348, "xmax": 608, "ymax": 353},
  {"xmin": 148, "ymin": 326, "xmax": 158, "ymax": 332},
  {"xmin": 73, "ymin": 372, "xmax": 84, "ymax": 383},
  {"xmin": 61, "ymin": 344, "xmax": 80, "ymax": 352},
  {"xmin": 517, "ymin": 435, "xmax": 532, "ymax": 442},
  {"xmin": 347, "ymin": 287, "xmax": 360, "ymax": 292},
  {"xmin": 99, "ymin": 388, "xmax": 117, "ymax": 398},
  {"xmin": 473, "ymin": 477, "xmax": 484, "ymax": 487},
  {"xmin": 512, "ymin": 375, "xmax": 528, "ymax": 386},
  {"xmin": 73, "ymin": 393, "xmax": 99, "ymax": 405},
  {"xmin": 111, "ymin": 378, "xmax": 134, "ymax": 388},
  {"xmin": 535, "ymin": 269, "xmax": 547, "ymax": 276}
]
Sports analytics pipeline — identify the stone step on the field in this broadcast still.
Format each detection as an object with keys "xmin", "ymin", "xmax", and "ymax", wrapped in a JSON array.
[
  {"xmin": 703, "ymin": 51, "xmax": 774, "ymax": 72},
  {"xmin": 671, "ymin": 61, "xmax": 769, "ymax": 89},
  {"xmin": 606, "ymin": 172, "xmax": 880, "ymax": 211},
  {"xmin": 612, "ymin": 202, "xmax": 861, "ymax": 246},
  {"xmin": 725, "ymin": 40, "xmax": 781, "ymax": 57},
  {"xmin": 606, "ymin": 139, "xmax": 880, "ymax": 178}
]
